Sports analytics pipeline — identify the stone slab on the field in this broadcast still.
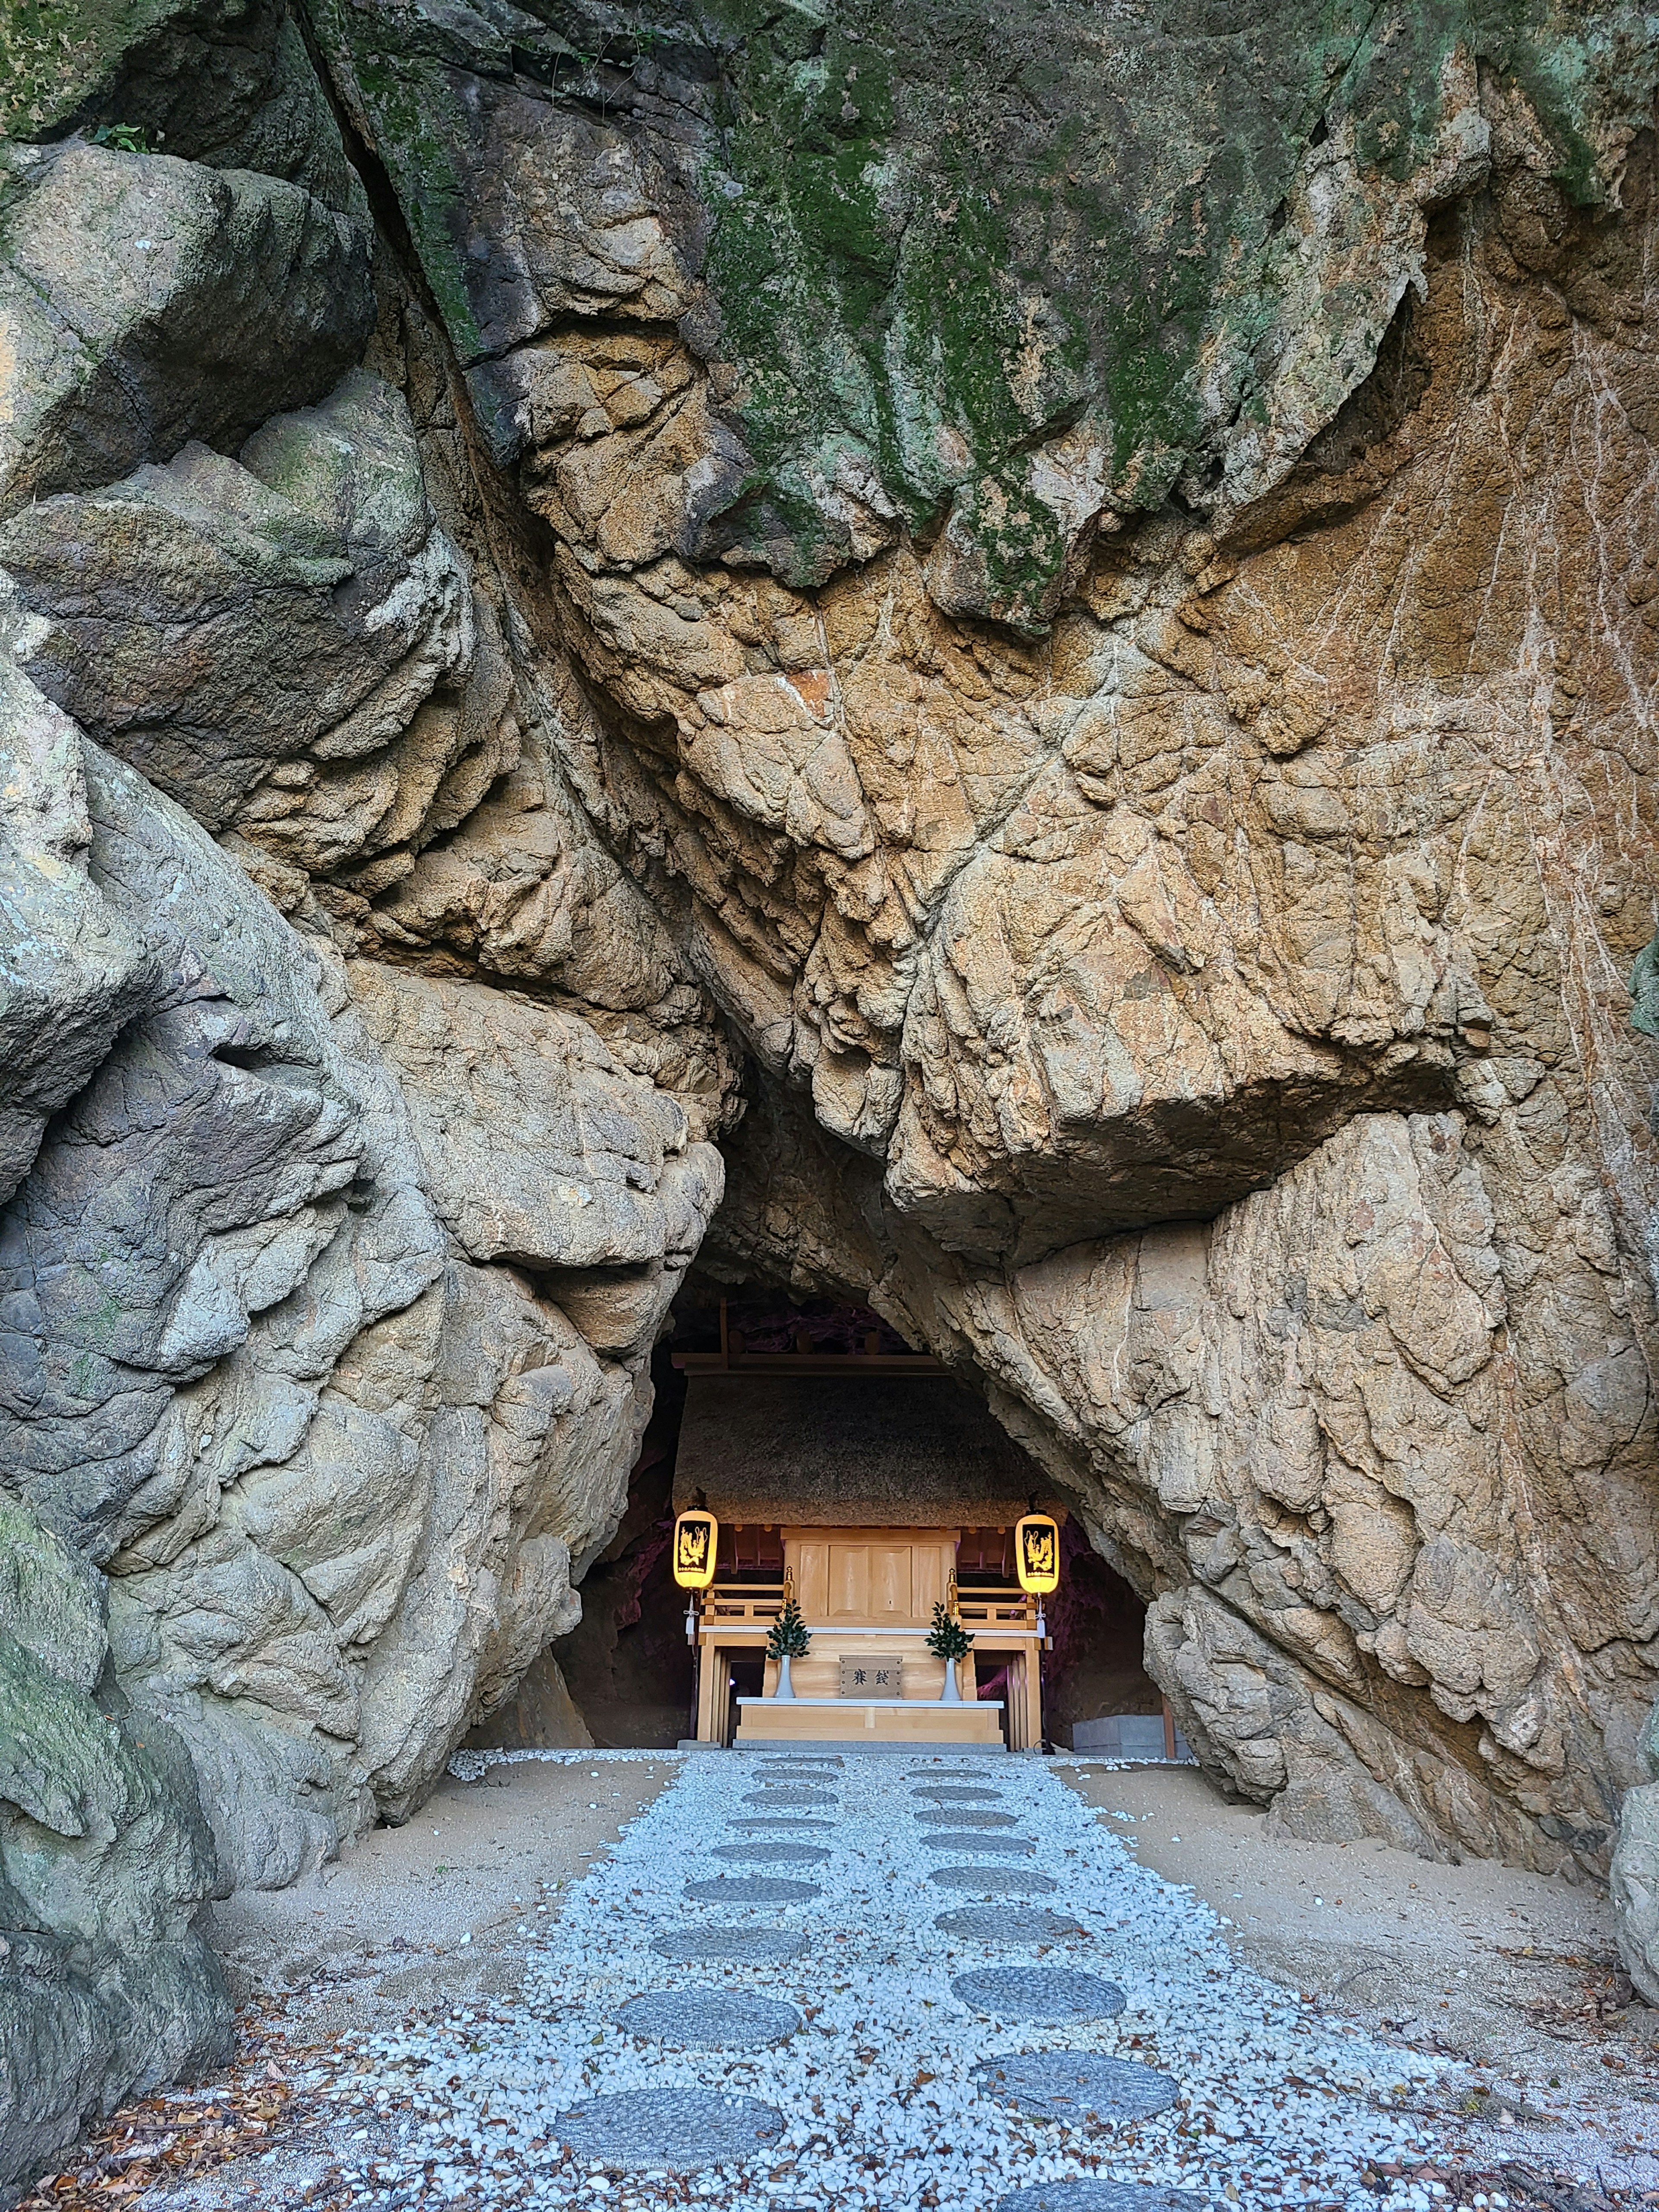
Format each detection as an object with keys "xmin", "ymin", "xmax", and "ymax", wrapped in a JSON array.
[
  {"xmin": 613, "ymin": 1989, "xmax": 801, "ymax": 2047},
  {"xmin": 554, "ymin": 2088, "xmax": 782, "ymax": 2169},
  {"xmin": 922, "ymin": 1833, "xmax": 1035, "ymax": 1854},
  {"xmin": 728, "ymin": 1816, "xmax": 835, "ymax": 1831},
  {"xmin": 952, "ymin": 1967, "xmax": 1126, "ymax": 2020},
  {"xmin": 973, "ymin": 2052, "xmax": 1181, "ymax": 2120},
  {"xmin": 994, "ymin": 2186, "xmax": 1205, "ymax": 2212},
  {"xmin": 712, "ymin": 1840, "xmax": 831, "ymax": 1864},
  {"xmin": 928, "ymin": 1867, "xmax": 1058, "ymax": 1895},
  {"xmin": 734, "ymin": 1742, "xmax": 1007, "ymax": 1756},
  {"xmin": 935, "ymin": 1907, "xmax": 1087, "ymax": 1941},
  {"xmin": 737, "ymin": 1703, "xmax": 1003, "ymax": 1745},
  {"xmin": 685, "ymin": 1876, "xmax": 822, "ymax": 1904}
]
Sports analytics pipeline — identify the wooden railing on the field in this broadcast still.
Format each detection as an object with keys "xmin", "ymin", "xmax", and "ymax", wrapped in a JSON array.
[
  {"xmin": 700, "ymin": 1583, "xmax": 1039, "ymax": 1631},
  {"xmin": 957, "ymin": 1586, "xmax": 1040, "ymax": 1629},
  {"xmin": 704, "ymin": 1583, "xmax": 786, "ymax": 1624}
]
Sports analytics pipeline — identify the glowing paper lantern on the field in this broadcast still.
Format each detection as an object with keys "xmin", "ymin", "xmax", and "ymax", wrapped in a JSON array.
[
  {"xmin": 1014, "ymin": 1514, "xmax": 1060, "ymax": 1596},
  {"xmin": 672, "ymin": 1510, "xmax": 718, "ymax": 1590}
]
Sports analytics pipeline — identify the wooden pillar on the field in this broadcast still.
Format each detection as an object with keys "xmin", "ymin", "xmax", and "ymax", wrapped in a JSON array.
[
  {"xmin": 696, "ymin": 1638, "xmax": 722, "ymax": 1743},
  {"xmin": 1000, "ymin": 1653, "xmax": 1022, "ymax": 1751},
  {"xmin": 1022, "ymin": 1641, "xmax": 1043, "ymax": 1750}
]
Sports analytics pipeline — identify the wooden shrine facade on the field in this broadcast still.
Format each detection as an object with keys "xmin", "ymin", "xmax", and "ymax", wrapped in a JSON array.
[{"xmin": 671, "ymin": 1354, "xmax": 1062, "ymax": 1750}]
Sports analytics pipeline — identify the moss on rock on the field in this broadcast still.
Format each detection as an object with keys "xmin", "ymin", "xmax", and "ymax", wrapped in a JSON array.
[{"xmin": 297, "ymin": 0, "xmax": 1656, "ymax": 625}]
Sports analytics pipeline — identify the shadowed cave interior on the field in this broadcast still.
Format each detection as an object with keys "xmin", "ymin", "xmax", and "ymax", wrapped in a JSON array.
[{"xmin": 480, "ymin": 1283, "xmax": 1160, "ymax": 1752}]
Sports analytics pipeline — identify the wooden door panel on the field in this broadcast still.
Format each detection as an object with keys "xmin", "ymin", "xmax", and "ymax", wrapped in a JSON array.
[
  {"xmin": 870, "ymin": 1545, "xmax": 912, "ymax": 1620},
  {"xmin": 794, "ymin": 1541, "xmax": 829, "ymax": 1620},
  {"xmin": 913, "ymin": 1543, "xmax": 949, "ymax": 1616},
  {"xmin": 828, "ymin": 1545, "xmax": 870, "ymax": 1618}
]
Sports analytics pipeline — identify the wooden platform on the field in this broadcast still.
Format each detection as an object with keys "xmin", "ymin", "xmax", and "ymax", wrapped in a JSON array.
[{"xmin": 735, "ymin": 1697, "xmax": 1004, "ymax": 1746}]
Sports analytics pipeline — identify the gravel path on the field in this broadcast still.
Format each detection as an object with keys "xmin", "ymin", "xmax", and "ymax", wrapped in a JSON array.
[{"xmin": 308, "ymin": 1752, "xmax": 1464, "ymax": 2210}]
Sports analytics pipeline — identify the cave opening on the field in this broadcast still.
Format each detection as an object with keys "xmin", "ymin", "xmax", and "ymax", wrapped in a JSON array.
[{"xmin": 491, "ymin": 1279, "xmax": 1164, "ymax": 1752}]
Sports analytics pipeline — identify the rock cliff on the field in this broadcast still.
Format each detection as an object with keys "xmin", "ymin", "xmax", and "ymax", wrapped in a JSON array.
[{"xmin": 3, "ymin": 0, "xmax": 1659, "ymax": 2181}]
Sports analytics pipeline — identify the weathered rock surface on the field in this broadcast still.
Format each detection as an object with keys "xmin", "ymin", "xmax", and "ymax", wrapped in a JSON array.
[
  {"xmin": 0, "ymin": 724, "xmax": 724, "ymax": 1887},
  {"xmin": 0, "ymin": 139, "xmax": 373, "ymax": 519},
  {"xmin": 0, "ymin": 663, "xmax": 153, "ymax": 1208},
  {"xmin": 1613, "ymin": 1777, "xmax": 1659, "ymax": 2003},
  {"xmin": 1, "ymin": 371, "xmax": 477, "ymax": 832},
  {"xmin": 4, "ymin": 0, "xmax": 1659, "ymax": 2172},
  {"xmin": 0, "ymin": 78, "xmax": 732, "ymax": 2136},
  {"xmin": 287, "ymin": 0, "xmax": 1659, "ymax": 1881},
  {"xmin": 0, "ymin": 1489, "xmax": 230, "ymax": 2196}
]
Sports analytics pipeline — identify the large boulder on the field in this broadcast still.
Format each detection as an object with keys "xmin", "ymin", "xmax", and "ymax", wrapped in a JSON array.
[
  {"xmin": 0, "ymin": 1490, "xmax": 230, "ymax": 2196},
  {"xmin": 0, "ymin": 662, "xmax": 153, "ymax": 1205},
  {"xmin": 300, "ymin": 0, "xmax": 1659, "ymax": 1876},
  {"xmin": 0, "ymin": 139, "xmax": 372, "ymax": 518},
  {"xmin": 1613, "ymin": 1781, "xmax": 1659, "ymax": 2004},
  {"xmin": 1, "ymin": 371, "xmax": 478, "ymax": 831},
  {"xmin": 1612, "ymin": 1704, "xmax": 1659, "ymax": 2002},
  {"xmin": 0, "ymin": 736, "xmax": 724, "ymax": 1889}
]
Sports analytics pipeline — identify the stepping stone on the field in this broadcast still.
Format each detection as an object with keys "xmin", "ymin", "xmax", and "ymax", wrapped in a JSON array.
[
  {"xmin": 712, "ymin": 1840, "xmax": 830, "ymax": 1865},
  {"xmin": 650, "ymin": 1930, "xmax": 810, "ymax": 1964},
  {"xmin": 686, "ymin": 1876, "xmax": 821, "ymax": 1904},
  {"xmin": 555, "ymin": 2088, "xmax": 782, "ymax": 2169},
  {"xmin": 742, "ymin": 1788, "xmax": 836, "ymax": 1807},
  {"xmin": 974, "ymin": 2052, "xmax": 1181, "ymax": 2122},
  {"xmin": 952, "ymin": 1967, "xmax": 1126, "ymax": 2020},
  {"xmin": 929, "ymin": 1866, "xmax": 1058, "ymax": 1895},
  {"xmin": 728, "ymin": 1816, "xmax": 835, "ymax": 1832},
  {"xmin": 762, "ymin": 1759, "xmax": 842, "ymax": 1772},
  {"xmin": 935, "ymin": 1907, "xmax": 1087, "ymax": 1941},
  {"xmin": 613, "ymin": 1989, "xmax": 802, "ymax": 2047},
  {"xmin": 912, "ymin": 1786, "xmax": 1002, "ymax": 1803},
  {"xmin": 994, "ymin": 2187, "xmax": 1202, "ymax": 2212},
  {"xmin": 922, "ymin": 1833, "xmax": 1036, "ymax": 1855},
  {"xmin": 910, "ymin": 1808, "xmax": 1016, "ymax": 1827}
]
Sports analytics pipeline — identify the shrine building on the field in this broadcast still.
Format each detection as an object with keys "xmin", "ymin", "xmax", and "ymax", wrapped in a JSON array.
[{"xmin": 670, "ymin": 1323, "xmax": 1065, "ymax": 1751}]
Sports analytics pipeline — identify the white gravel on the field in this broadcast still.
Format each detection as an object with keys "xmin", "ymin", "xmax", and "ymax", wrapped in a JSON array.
[{"xmin": 308, "ymin": 1752, "xmax": 1470, "ymax": 2210}]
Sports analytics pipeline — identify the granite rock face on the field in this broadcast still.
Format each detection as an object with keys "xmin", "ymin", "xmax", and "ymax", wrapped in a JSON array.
[
  {"xmin": 0, "ymin": 139, "xmax": 374, "ymax": 519},
  {"xmin": 3, "ymin": 0, "xmax": 1659, "ymax": 2168},
  {"xmin": 1613, "ymin": 1764, "xmax": 1659, "ymax": 2004},
  {"xmin": 289, "ymin": 0, "xmax": 1659, "ymax": 1879},
  {"xmin": 0, "ymin": 20, "xmax": 737, "ymax": 2159},
  {"xmin": 0, "ymin": 1489, "xmax": 230, "ymax": 2195},
  {"xmin": 0, "ymin": 727, "xmax": 722, "ymax": 1891}
]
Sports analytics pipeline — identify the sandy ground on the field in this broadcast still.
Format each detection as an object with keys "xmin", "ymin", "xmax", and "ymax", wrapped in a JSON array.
[
  {"xmin": 28, "ymin": 1751, "xmax": 1659, "ymax": 2211},
  {"xmin": 1062, "ymin": 1762, "xmax": 1659, "ymax": 2198},
  {"xmin": 209, "ymin": 1756, "xmax": 678, "ymax": 2042}
]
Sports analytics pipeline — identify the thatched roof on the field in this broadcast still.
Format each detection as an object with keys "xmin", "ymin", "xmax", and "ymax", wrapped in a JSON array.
[{"xmin": 673, "ymin": 1371, "xmax": 1060, "ymax": 1526}]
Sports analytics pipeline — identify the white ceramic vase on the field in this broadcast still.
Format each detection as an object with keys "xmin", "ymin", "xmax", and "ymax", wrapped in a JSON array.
[
  {"xmin": 775, "ymin": 1653, "xmax": 795, "ymax": 1700},
  {"xmin": 941, "ymin": 1656, "xmax": 961, "ymax": 1702}
]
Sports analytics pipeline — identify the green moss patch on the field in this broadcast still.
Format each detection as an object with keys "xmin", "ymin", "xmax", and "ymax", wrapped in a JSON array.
[{"xmin": 300, "ymin": 0, "xmax": 1656, "ymax": 623}]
